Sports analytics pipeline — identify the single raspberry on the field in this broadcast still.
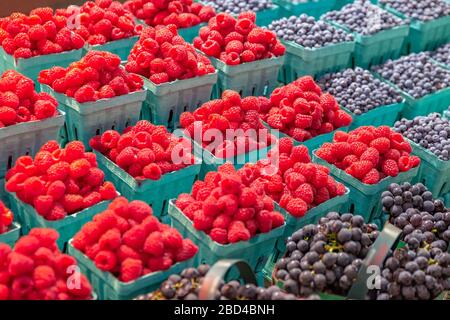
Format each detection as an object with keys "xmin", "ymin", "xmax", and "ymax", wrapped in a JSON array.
[
  {"xmin": 370, "ymin": 137, "xmax": 391, "ymax": 154},
  {"xmin": 143, "ymin": 163, "xmax": 162, "ymax": 180},
  {"xmin": 120, "ymin": 258, "xmax": 143, "ymax": 282},
  {"xmin": 362, "ymin": 168, "xmax": 380, "ymax": 185},
  {"xmin": 382, "ymin": 159, "xmax": 399, "ymax": 177},
  {"xmin": 174, "ymin": 239, "xmax": 198, "ymax": 262},
  {"xmin": 286, "ymin": 198, "xmax": 307, "ymax": 217},
  {"xmin": 94, "ymin": 250, "xmax": 117, "ymax": 271}
]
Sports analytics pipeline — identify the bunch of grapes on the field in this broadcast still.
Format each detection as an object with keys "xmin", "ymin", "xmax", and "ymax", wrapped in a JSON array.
[
  {"xmin": 370, "ymin": 236, "xmax": 450, "ymax": 300},
  {"xmin": 134, "ymin": 265, "xmax": 314, "ymax": 300},
  {"xmin": 274, "ymin": 212, "xmax": 379, "ymax": 297},
  {"xmin": 381, "ymin": 182, "xmax": 450, "ymax": 250}
]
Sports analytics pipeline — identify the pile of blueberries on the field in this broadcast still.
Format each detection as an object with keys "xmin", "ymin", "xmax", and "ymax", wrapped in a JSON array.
[
  {"xmin": 135, "ymin": 265, "xmax": 309, "ymax": 300},
  {"xmin": 393, "ymin": 113, "xmax": 450, "ymax": 161},
  {"xmin": 428, "ymin": 43, "xmax": 450, "ymax": 67},
  {"xmin": 266, "ymin": 14, "xmax": 353, "ymax": 48},
  {"xmin": 275, "ymin": 212, "xmax": 379, "ymax": 297},
  {"xmin": 322, "ymin": 0, "xmax": 407, "ymax": 35},
  {"xmin": 379, "ymin": 0, "xmax": 450, "ymax": 21},
  {"xmin": 318, "ymin": 67, "xmax": 403, "ymax": 115},
  {"xmin": 372, "ymin": 53, "xmax": 450, "ymax": 99},
  {"xmin": 202, "ymin": 0, "xmax": 273, "ymax": 15}
]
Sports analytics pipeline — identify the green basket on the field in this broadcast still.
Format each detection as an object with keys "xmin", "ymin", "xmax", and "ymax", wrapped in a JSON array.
[
  {"xmin": 312, "ymin": 150, "xmax": 420, "ymax": 222},
  {"xmin": 85, "ymin": 36, "xmax": 139, "ymax": 61},
  {"xmin": 41, "ymin": 84, "xmax": 146, "ymax": 148},
  {"xmin": 262, "ymin": 188, "xmax": 349, "ymax": 281},
  {"xmin": 178, "ymin": 23, "xmax": 206, "ymax": 43},
  {"xmin": 325, "ymin": 20, "xmax": 409, "ymax": 69},
  {"xmin": 189, "ymin": 136, "xmax": 272, "ymax": 180},
  {"xmin": 372, "ymin": 72, "xmax": 450, "ymax": 119},
  {"xmin": 0, "ymin": 222, "xmax": 21, "ymax": 247},
  {"xmin": 407, "ymin": 138, "xmax": 450, "ymax": 197},
  {"xmin": 168, "ymin": 200, "xmax": 286, "ymax": 274},
  {"xmin": 140, "ymin": 72, "xmax": 218, "ymax": 130},
  {"xmin": 279, "ymin": 39, "xmax": 355, "ymax": 83},
  {"xmin": 7, "ymin": 192, "xmax": 112, "ymax": 251},
  {"xmin": 274, "ymin": 0, "xmax": 337, "ymax": 19},
  {"xmin": 262, "ymin": 121, "xmax": 350, "ymax": 154},
  {"xmin": 0, "ymin": 112, "xmax": 65, "ymax": 178},
  {"xmin": 67, "ymin": 241, "xmax": 196, "ymax": 300},
  {"xmin": 343, "ymin": 101, "xmax": 405, "ymax": 130},
  {"xmin": 256, "ymin": 5, "xmax": 283, "ymax": 26},
  {"xmin": 95, "ymin": 151, "xmax": 200, "ymax": 223},
  {"xmin": 382, "ymin": 5, "xmax": 450, "ymax": 53},
  {"xmin": 210, "ymin": 55, "xmax": 284, "ymax": 98},
  {"xmin": 0, "ymin": 47, "xmax": 84, "ymax": 83}
]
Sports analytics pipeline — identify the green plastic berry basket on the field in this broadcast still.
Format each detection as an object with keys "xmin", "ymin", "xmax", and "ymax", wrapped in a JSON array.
[
  {"xmin": 262, "ymin": 188, "xmax": 349, "ymax": 281},
  {"xmin": 406, "ymin": 138, "xmax": 450, "ymax": 198},
  {"xmin": 41, "ymin": 84, "xmax": 146, "ymax": 149},
  {"xmin": 274, "ymin": 0, "xmax": 337, "ymax": 19},
  {"xmin": 256, "ymin": 5, "xmax": 283, "ymax": 26},
  {"xmin": 371, "ymin": 72, "xmax": 450, "ymax": 119},
  {"xmin": 178, "ymin": 23, "xmax": 206, "ymax": 43},
  {"xmin": 262, "ymin": 120, "xmax": 350, "ymax": 154},
  {"xmin": 85, "ymin": 36, "xmax": 139, "ymax": 62},
  {"xmin": 279, "ymin": 39, "xmax": 355, "ymax": 83},
  {"xmin": 94, "ymin": 151, "xmax": 201, "ymax": 223},
  {"xmin": 342, "ymin": 101, "xmax": 405, "ymax": 130},
  {"xmin": 6, "ymin": 191, "xmax": 112, "ymax": 251},
  {"xmin": 0, "ymin": 112, "xmax": 65, "ymax": 178},
  {"xmin": 168, "ymin": 200, "xmax": 286, "ymax": 274},
  {"xmin": 382, "ymin": 5, "xmax": 450, "ymax": 53},
  {"xmin": 324, "ymin": 20, "xmax": 410, "ymax": 69},
  {"xmin": 0, "ymin": 222, "xmax": 21, "ymax": 247},
  {"xmin": 0, "ymin": 47, "xmax": 84, "ymax": 83},
  {"xmin": 140, "ymin": 71, "xmax": 218, "ymax": 130},
  {"xmin": 312, "ymin": 150, "xmax": 420, "ymax": 222},
  {"xmin": 67, "ymin": 240, "xmax": 196, "ymax": 300},
  {"xmin": 188, "ymin": 136, "xmax": 272, "ymax": 180},
  {"xmin": 209, "ymin": 55, "xmax": 284, "ymax": 98}
]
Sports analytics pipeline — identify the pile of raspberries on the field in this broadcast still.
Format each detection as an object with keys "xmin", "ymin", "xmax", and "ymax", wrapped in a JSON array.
[
  {"xmin": 175, "ymin": 163, "xmax": 285, "ymax": 245},
  {"xmin": 239, "ymin": 137, "xmax": 347, "ymax": 217},
  {"xmin": 125, "ymin": 25, "xmax": 216, "ymax": 84},
  {"xmin": 123, "ymin": 0, "xmax": 215, "ymax": 29},
  {"xmin": 0, "ymin": 228, "xmax": 93, "ymax": 300},
  {"xmin": 5, "ymin": 140, "xmax": 118, "ymax": 220},
  {"xmin": 55, "ymin": 0, "xmax": 141, "ymax": 46},
  {"xmin": 90, "ymin": 120, "xmax": 196, "ymax": 181},
  {"xmin": 0, "ymin": 7, "xmax": 85, "ymax": 59},
  {"xmin": 0, "ymin": 70, "xmax": 58, "ymax": 128},
  {"xmin": 316, "ymin": 126, "xmax": 421, "ymax": 184},
  {"xmin": 0, "ymin": 200, "xmax": 13, "ymax": 235},
  {"xmin": 38, "ymin": 50, "xmax": 144, "ymax": 103},
  {"xmin": 72, "ymin": 197, "xmax": 198, "ymax": 282},
  {"xmin": 193, "ymin": 12, "xmax": 285, "ymax": 65},
  {"xmin": 180, "ymin": 90, "xmax": 276, "ymax": 158},
  {"xmin": 260, "ymin": 76, "xmax": 353, "ymax": 143}
]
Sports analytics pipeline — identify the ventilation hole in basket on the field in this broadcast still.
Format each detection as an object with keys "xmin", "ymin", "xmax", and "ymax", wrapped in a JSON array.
[
  {"xmin": 349, "ymin": 203, "xmax": 355, "ymax": 214},
  {"xmin": 439, "ymin": 183, "xmax": 447, "ymax": 196},
  {"xmin": 7, "ymin": 155, "xmax": 13, "ymax": 170},
  {"xmin": 196, "ymin": 101, "xmax": 202, "ymax": 108},
  {"xmin": 251, "ymin": 86, "xmax": 256, "ymax": 96},
  {"xmin": 95, "ymin": 128, "xmax": 101, "ymax": 135},
  {"xmin": 183, "ymin": 105, "xmax": 189, "ymax": 112},
  {"xmin": 111, "ymin": 124, "xmax": 116, "ymax": 130},
  {"xmin": 162, "ymin": 199, "xmax": 168, "ymax": 214},
  {"xmin": 124, "ymin": 119, "xmax": 130, "ymax": 128},
  {"xmin": 168, "ymin": 109, "xmax": 174, "ymax": 128},
  {"xmin": 74, "ymin": 126, "xmax": 79, "ymax": 140}
]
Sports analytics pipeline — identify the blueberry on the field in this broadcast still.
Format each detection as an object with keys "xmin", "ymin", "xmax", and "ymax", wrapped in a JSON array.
[
  {"xmin": 204, "ymin": 0, "xmax": 273, "ymax": 14},
  {"xmin": 379, "ymin": 0, "xmax": 450, "ymax": 21}
]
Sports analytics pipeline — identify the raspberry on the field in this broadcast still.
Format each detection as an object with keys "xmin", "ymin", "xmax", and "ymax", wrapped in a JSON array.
[
  {"xmin": 116, "ymin": 147, "xmax": 137, "ymax": 169},
  {"xmin": 98, "ymin": 228, "xmax": 121, "ymax": 251},
  {"xmin": 28, "ymin": 228, "xmax": 59, "ymax": 249},
  {"xmin": 23, "ymin": 177, "xmax": 45, "ymax": 198},
  {"xmin": 201, "ymin": 39, "xmax": 221, "ymax": 57},
  {"xmin": 193, "ymin": 210, "xmax": 214, "ymax": 231},
  {"xmin": 161, "ymin": 228, "xmax": 182, "ymax": 249},
  {"xmin": 62, "ymin": 194, "xmax": 84, "ymax": 214},
  {"xmin": 99, "ymin": 181, "xmax": 117, "ymax": 200},
  {"xmin": 174, "ymin": 239, "xmax": 198, "ymax": 262},
  {"xmin": 120, "ymin": 258, "xmax": 143, "ymax": 282},
  {"xmin": 227, "ymin": 221, "xmax": 251, "ymax": 243},
  {"xmin": 128, "ymin": 200, "xmax": 153, "ymax": 223},
  {"xmin": 149, "ymin": 72, "xmax": 169, "ymax": 84},
  {"xmin": 360, "ymin": 147, "xmax": 380, "ymax": 167},
  {"xmin": 0, "ymin": 107, "xmax": 16, "ymax": 125},
  {"xmin": 74, "ymin": 85, "xmax": 96, "ymax": 103},
  {"xmin": 143, "ymin": 231, "xmax": 164, "ymax": 256},
  {"xmin": 286, "ymin": 198, "xmax": 307, "ymax": 217},
  {"xmin": 238, "ymin": 187, "xmax": 257, "ymax": 207},
  {"xmin": 290, "ymin": 145, "xmax": 311, "ymax": 163},
  {"xmin": 382, "ymin": 159, "xmax": 399, "ymax": 177},
  {"xmin": 34, "ymin": 195, "xmax": 54, "ymax": 217},
  {"xmin": 69, "ymin": 159, "xmax": 91, "ymax": 178},
  {"xmin": 346, "ymin": 160, "xmax": 373, "ymax": 180},
  {"xmin": 362, "ymin": 168, "xmax": 380, "ymax": 185},
  {"xmin": 295, "ymin": 183, "xmax": 315, "ymax": 205},
  {"xmin": 7, "ymin": 252, "xmax": 34, "ymax": 276},
  {"xmin": 28, "ymin": 25, "xmax": 47, "ymax": 41},
  {"xmin": 143, "ymin": 163, "xmax": 162, "ymax": 180},
  {"xmin": 33, "ymin": 265, "xmax": 56, "ymax": 290},
  {"xmin": 370, "ymin": 137, "xmax": 391, "ymax": 154},
  {"xmin": 240, "ymin": 50, "xmax": 256, "ymax": 62},
  {"xmin": 123, "ymin": 225, "xmax": 146, "ymax": 250},
  {"xmin": 94, "ymin": 250, "xmax": 117, "ymax": 271}
]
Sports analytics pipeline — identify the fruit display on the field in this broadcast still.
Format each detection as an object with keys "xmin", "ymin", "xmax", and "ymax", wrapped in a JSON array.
[
  {"xmin": 0, "ymin": 70, "xmax": 59, "ymax": 127},
  {"xmin": 379, "ymin": 0, "xmax": 450, "ymax": 21},
  {"xmin": 317, "ymin": 68, "xmax": 403, "ymax": 116},
  {"xmin": 428, "ymin": 43, "xmax": 450, "ymax": 66},
  {"xmin": 38, "ymin": 51, "xmax": 144, "ymax": 103},
  {"xmin": 180, "ymin": 90, "xmax": 275, "ymax": 158},
  {"xmin": 274, "ymin": 212, "xmax": 379, "ymax": 296},
  {"xmin": 0, "ymin": 201, "xmax": 13, "ymax": 235},
  {"xmin": 123, "ymin": 0, "xmax": 216, "ymax": 29},
  {"xmin": 125, "ymin": 25, "xmax": 216, "ymax": 84},
  {"xmin": 72, "ymin": 197, "xmax": 198, "ymax": 281},
  {"xmin": 134, "ymin": 264, "xmax": 308, "ymax": 300},
  {"xmin": 193, "ymin": 12, "xmax": 285, "ymax": 65},
  {"xmin": 5, "ymin": 140, "xmax": 117, "ymax": 220},
  {"xmin": 316, "ymin": 126, "xmax": 421, "ymax": 184},
  {"xmin": 260, "ymin": 76, "xmax": 352, "ymax": 143},
  {"xmin": 267, "ymin": 14, "xmax": 353, "ymax": 48},
  {"xmin": 0, "ymin": 228, "xmax": 93, "ymax": 300},
  {"xmin": 175, "ymin": 164, "xmax": 285, "ymax": 245},
  {"xmin": 203, "ymin": 0, "xmax": 274, "ymax": 16},
  {"xmin": 393, "ymin": 113, "xmax": 450, "ymax": 161},
  {"xmin": 89, "ymin": 120, "xmax": 196, "ymax": 180},
  {"xmin": 381, "ymin": 182, "xmax": 450, "ymax": 249},
  {"xmin": 55, "ymin": 0, "xmax": 141, "ymax": 46},
  {"xmin": 0, "ymin": 7, "xmax": 85, "ymax": 59},
  {"xmin": 372, "ymin": 53, "xmax": 450, "ymax": 100}
]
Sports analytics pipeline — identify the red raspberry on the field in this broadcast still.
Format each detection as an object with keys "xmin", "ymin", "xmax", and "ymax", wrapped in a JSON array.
[
  {"xmin": 33, "ymin": 265, "xmax": 56, "ymax": 290},
  {"xmin": 8, "ymin": 252, "xmax": 34, "ymax": 276},
  {"xmin": 143, "ymin": 163, "xmax": 162, "ymax": 180},
  {"xmin": 370, "ymin": 137, "xmax": 391, "ymax": 154},
  {"xmin": 295, "ymin": 183, "xmax": 315, "ymax": 205},
  {"xmin": 360, "ymin": 147, "xmax": 380, "ymax": 167},
  {"xmin": 193, "ymin": 210, "xmax": 214, "ymax": 231},
  {"xmin": 128, "ymin": 200, "xmax": 153, "ymax": 223},
  {"xmin": 150, "ymin": 72, "xmax": 169, "ymax": 84},
  {"xmin": 94, "ymin": 250, "xmax": 117, "ymax": 271},
  {"xmin": 382, "ymin": 159, "xmax": 399, "ymax": 177},
  {"xmin": 143, "ymin": 231, "xmax": 164, "ymax": 255},
  {"xmin": 227, "ymin": 221, "xmax": 251, "ymax": 243},
  {"xmin": 98, "ymin": 228, "xmax": 121, "ymax": 251},
  {"xmin": 120, "ymin": 258, "xmax": 143, "ymax": 282},
  {"xmin": 238, "ymin": 187, "xmax": 257, "ymax": 207},
  {"xmin": 62, "ymin": 194, "xmax": 84, "ymax": 214},
  {"xmin": 34, "ymin": 195, "xmax": 54, "ymax": 217},
  {"xmin": 99, "ymin": 182, "xmax": 117, "ymax": 200},
  {"xmin": 346, "ymin": 160, "xmax": 373, "ymax": 180},
  {"xmin": 74, "ymin": 85, "xmax": 96, "ymax": 103},
  {"xmin": 286, "ymin": 198, "xmax": 307, "ymax": 217},
  {"xmin": 210, "ymin": 228, "xmax": 228, "ymax": 244},
  {"xmin": 362, "ymin": 168, "xmax": 380, "ymax": 185},
  {"xmin": 240, "ymin": 50, "xmax": 256, "ymax": 63},
  {"xmin": 174, "ymin": 239, "xmax": 198, "ymax": 262},
  {"xmin": 123, "ymin": 225, "xmax": 146, "ymax": 251},
  {"xmin": 291, "ymin": 145, "xmax": 311, "ymax": 163},
  {"xmin": 28, "ymin": 228, "xmax": 59, "ymax": 249},
  {"xmin": 69, "ymin": 159, "xmax": 91, "ymax": 179},
  {"xmin": 116, "ymin": 147, "xmax": 137, "ymax": 169},
  {"xmin": 350, "ymin": 142, "xmax": 368, "ymax": 157}
]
